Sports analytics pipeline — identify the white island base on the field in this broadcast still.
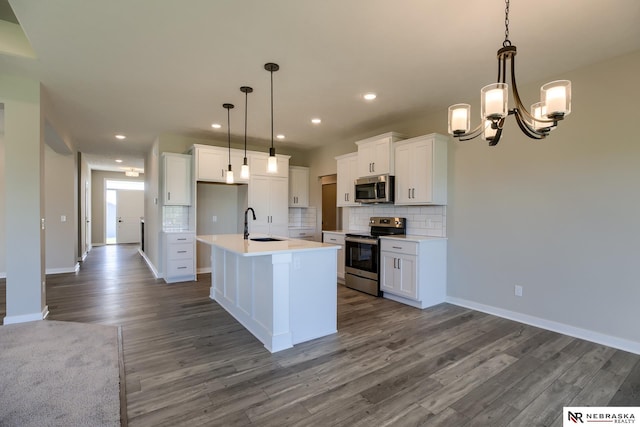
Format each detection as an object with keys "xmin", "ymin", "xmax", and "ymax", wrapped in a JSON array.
[{"xmin": 199, "ymin": 235, "xmax": 338, "ymax": 353}]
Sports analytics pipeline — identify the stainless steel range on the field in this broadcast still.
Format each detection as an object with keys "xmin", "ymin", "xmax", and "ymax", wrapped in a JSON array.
[{"xmin": 344, "ymin": 217, "xmax": 406, "ymax": 296}]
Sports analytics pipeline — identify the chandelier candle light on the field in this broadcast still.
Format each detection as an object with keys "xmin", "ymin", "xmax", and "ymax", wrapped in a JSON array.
[
  {"xmin": 265, "ymin": 62, "xmax": 279, "ymax": 173},
  {"xmin": 223, "ymin": 103, "xmax": 235, "ymax": 184},
  {"xmin": 447, "ymin": 0, "xmax": 571, "ymax": 146},
  {"xmin": 240, "ymin": 86, "xmax": 253, "ymax": 179}
]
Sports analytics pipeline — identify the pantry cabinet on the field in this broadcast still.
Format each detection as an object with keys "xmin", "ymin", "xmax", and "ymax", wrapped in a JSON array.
[
  {"xmin": 248, "ymin": 175, "xmax": 289, "ymax": 237},
  {"xmin": 379, "ymin": 237, "xmax": 447, "ymax": 309},
  {"xmin": 335, "ymin": 153, "xmax": 359, "ymax": 207},
  {"xmin": 394, "ymin": 133, "xmax": 448, "ymax": 205},
  {"xmin": 289, "ymin": 166, "xmax": 309, "ymax": 207},
  {"xmin": 162, "ymin": 153, "xmax": 192, "ymax": 206},
  {"xmin": 356, "ymin": 132, "xmax": 405, "ymax": 178}
]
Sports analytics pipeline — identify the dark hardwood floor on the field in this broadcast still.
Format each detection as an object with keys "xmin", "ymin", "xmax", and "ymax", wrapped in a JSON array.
[{"xmin": 1, "ymin": 244, "xmax": 639, "ymax": 426}]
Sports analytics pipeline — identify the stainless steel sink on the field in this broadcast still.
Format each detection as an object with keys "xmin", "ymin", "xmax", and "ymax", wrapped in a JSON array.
[{"xmin": 250, "ymin": 237, "xmax": 283, "ymax": 242}]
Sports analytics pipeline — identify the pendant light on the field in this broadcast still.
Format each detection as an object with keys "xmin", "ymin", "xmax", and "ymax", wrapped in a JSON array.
[
  {"xmin": 264, "ymin": 62, "xmax": 279, "ymax": 173},
  {"xmin": 223, "ymin": 103, "xmax": 234, "ymax": 184},
  {"xmin": 240, "ymin": 86, "xmax": 253, "ymax": 179},
  {"xmin": 447, "ymin": 0, "xmax": 571, "ymax": 146}
]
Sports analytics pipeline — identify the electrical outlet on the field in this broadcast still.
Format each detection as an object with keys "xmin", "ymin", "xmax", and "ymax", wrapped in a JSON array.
[
  {"xmin": 60, "ymin": 215, "xmax": 67, "ymax": 222},
  {"xmin": 514, "ymin": 285, "xmax": 523, "ymax": 297},
  {"xmin": 212, "ymin": 216, "xmax": 217, "ymax": 223}
]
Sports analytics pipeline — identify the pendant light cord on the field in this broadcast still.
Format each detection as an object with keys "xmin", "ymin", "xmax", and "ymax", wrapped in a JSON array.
[
  {"xmin": 227, "ymin": 106, "xmax": 231, "ymax": 165},
  {"xmin": 244, "ymin": 91, "xmax": 248, "ymax": 157},
  {"xmin": 270, "ymin": 68, "xmax": 274, "ymax": 150}
]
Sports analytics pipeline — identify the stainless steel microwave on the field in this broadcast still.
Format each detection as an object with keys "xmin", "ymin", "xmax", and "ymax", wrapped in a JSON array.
[{"xmin": 354, "ymin": 175, "xmax": 394, "ymax": 204}]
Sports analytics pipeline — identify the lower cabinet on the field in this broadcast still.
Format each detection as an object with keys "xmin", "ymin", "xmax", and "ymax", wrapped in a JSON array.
[
  {"xmin": 163, "ymin": 231, "xmax": 196, "ymax": 283},
  {"xmin": 379, "ymin": 237, "xmax": 446, "ymax": 309},
  {"xmin": 322, "ymin": 231, "xmax": 345, "ymax": 283},
  {"xmin": 289, "ymin": 228, "xmax": 316, "ymax": 241}
]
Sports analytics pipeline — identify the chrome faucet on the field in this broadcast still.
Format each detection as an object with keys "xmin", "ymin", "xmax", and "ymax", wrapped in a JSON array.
[{"xmin": 244, "ymin": 207, "xmax": 256, "ymax": 240}]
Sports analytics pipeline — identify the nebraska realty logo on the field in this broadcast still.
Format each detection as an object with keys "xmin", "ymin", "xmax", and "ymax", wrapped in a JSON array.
[{"xmin": 564, "ymin": 407, "xmax": 639, "ymax": 425}]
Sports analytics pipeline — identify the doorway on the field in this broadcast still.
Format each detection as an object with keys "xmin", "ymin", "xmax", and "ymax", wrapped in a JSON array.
[
  {"xmin": 105, "ymin": 180, "xmax": 144, "ymax": 244},
  {"xmin": 321, "ymin": 175, "xmax": 338, "ymax": 231}
]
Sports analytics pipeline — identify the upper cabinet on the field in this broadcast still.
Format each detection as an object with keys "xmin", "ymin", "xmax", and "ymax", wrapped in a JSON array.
[
  {"xmin": 394, "ymin": 133, "xmax": 448, "ymax": 205},
  {"xmin": 336, "ymin": 152, "xmax": 359, "ymax": 207},
  {"xmin": 289, "ymin": 166, "xmax": 309, "ymax": 207},
  {"xmin": 162, "ymin": 153, "xmax": 192, "ymax": 206},
  {"xmin": 192, "ymin": 145, "xmax": 249, "ymax": 184},
  {"xmin": 356, "ymin": 132, "xmax": 406, "ymax": 178},
  {"xmin": 250, "ymin": 152, "xmax": 290, "ymax": 178}
]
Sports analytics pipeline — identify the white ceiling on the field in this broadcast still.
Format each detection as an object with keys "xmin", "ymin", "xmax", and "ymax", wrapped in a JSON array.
[{"xmin": 3, "ymin": 0, "xmax": 640, "ymax": 171}]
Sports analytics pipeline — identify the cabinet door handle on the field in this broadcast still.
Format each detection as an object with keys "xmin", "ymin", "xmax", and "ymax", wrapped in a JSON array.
[
  {"xmin": 408, "ymin": 189, "xmax": 411, "ymax": 199},
  {"xmin": 372, "ymin": 162, "xmax": 375, "ymax": 172},
  {"xmin": 412, "ymin": 188, "xmax": 415, "ymax": 199},
  {"xmin": 167, "ymin": 192, "xmax": 171, "ymax": 201},
  {"xmin": 222, "ymin": 169, "xmax": 225, "ymax": 178},
  {"xmin": 398, "ymin": 258, "xmax": 401, "ymax": 269}
]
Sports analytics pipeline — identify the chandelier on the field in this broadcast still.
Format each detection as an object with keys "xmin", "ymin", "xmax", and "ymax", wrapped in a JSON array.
[{"xmin": 448, "ymin": 0, "xmax": 571, "ymax": 146}]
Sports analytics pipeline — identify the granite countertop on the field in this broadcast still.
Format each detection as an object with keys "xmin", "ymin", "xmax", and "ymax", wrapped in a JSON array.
[{"xmin": 196, "ymin": 234, "xmax": 339, "ymax": 257}]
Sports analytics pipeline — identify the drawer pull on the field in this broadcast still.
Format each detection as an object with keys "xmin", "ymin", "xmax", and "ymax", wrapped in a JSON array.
[
  {"xmin": 177, "ymin": 250, "xmax": 187, "ymax": 253},
  {"xmin": 177, "ymin": 238, "xmax": 187, "ymax": 241},
  {"xmin": 177, "ymin": 266, "xmax": 187, "ymax": 270},
  {"xmin": 392, "ymin": 246, "xmax": 402, "ymax": 249}
]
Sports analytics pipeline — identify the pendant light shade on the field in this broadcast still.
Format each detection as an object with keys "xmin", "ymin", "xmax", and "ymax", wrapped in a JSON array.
[
  {"xmin": 265, "ymin": 62, "xmax": 279, "ymax": 173},
  {"xmin": 240, "ymin": 86, "xmax": 253, "ymax": 180},
  {"xmin": 223, "ymin": 103, "xmax": 234, "ymax": 184}
]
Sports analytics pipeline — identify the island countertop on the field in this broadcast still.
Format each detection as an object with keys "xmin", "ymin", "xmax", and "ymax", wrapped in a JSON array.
[{"xmin": 196, "ymin": 234, "xmax": 338, "ymax": 257}]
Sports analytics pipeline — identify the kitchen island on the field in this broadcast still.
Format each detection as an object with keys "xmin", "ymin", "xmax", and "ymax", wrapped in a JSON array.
[{"xmin": 196, "ymin": 234, "xmax": 339, "ymax": 352}]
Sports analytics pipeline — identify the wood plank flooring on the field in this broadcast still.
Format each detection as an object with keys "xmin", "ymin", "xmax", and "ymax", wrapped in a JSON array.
[{"xmin": 1, "ymin": 244, "xmax": 639, "ymax": 426}]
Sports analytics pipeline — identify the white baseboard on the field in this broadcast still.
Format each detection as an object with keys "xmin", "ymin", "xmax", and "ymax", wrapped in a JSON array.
[
  {"xmin": 197, "ymin": 267, "xmax": 212, "ymax": 274},
  {"xmin": 138, "ymin": 249, "xmax": 161, "ymax": 278},
  {"xmin": 45, "ymin": 263, "xmax": 80, "ymax": 275},
  {"xmin": 4, "ymin": 305, "xmax": 49, "ymax": 325},
  {"xmin": 446, "ymin": 296, "xmax": 640, "ymax": 356}
]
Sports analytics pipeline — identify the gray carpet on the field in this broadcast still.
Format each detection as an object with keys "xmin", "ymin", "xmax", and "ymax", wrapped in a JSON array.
[{"xmin": 0, "ymin": 320, "xmax": 123, "ymax": 427}]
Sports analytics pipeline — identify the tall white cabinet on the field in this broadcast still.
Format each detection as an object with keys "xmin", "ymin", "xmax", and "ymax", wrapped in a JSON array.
[
  {"xmin": 394, "ymin": 133, "xmax": 448, "ymax": 205},
  {"xmin": 335, "ymin": 153, "xmax": 359, "ymax": 207},
  {"xmin": 289, "ymin": 166, "xmax": 309, "ymax": 207},
  {"xmin": 248, "ymin": 155, "xmax": 290, "ymax": 237}
]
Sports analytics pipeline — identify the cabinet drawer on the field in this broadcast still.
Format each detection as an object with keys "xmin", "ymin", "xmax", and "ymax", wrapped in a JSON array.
[
  {"xmin": 166, "ymin": 259, "xmax": 195, "ymax": 277},
  {"xmin": 167, "ymin": 233, "xmax": 194, "ymax": 244},
  {"xmin": 167, "ymin": 243, "xmax": 193, "ymax": 259},
  {"xmin": 323, "ymin": 233, "xmax": 345, "ymax": 245},
  {"xmin": 380, "ymin": 239, "xmax": 418, "ymax": 255}
]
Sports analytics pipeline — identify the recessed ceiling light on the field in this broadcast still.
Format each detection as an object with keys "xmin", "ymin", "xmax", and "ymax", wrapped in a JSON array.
[
  {"xmin": 211, "ymin": 123, "xmax": 221, "ymax": 129},
  {"xmin": 115, "ymin": 159, "xmax": 123, "ymax": 163},
  {"xmin": 363, "ymin": 93, "xmax": 377, "ymax": 101},
  {"xmin": 115, "ymin": 134, "xmax": 126, "ymax": 140},
  {"xmin": 276, "ymin": 134, "xmax": 285, "ymax": 139},
  {"xmin": 311, "ymin": 118, "xmax": 321, "ymax": 124}
]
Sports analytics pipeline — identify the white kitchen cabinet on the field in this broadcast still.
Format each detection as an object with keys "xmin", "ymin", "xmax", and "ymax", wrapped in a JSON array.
[
  {"xmin": 193, "ymin": 145, "xmax": 249, "ymax": 184},
  {"xmin": 248, "ymin": 175, "xmax": 289, "ymax": 236},
  {"xmin": 395, "ymin": 133, "xmax": 448, "ymax": 205},
  {"xmin": 289, "ymin": 227, "xmax": 316, "ymax": 241},
  {"xmin": 162, "ymin": 153, "xmax": 192, "ymax": 206},
  {"xmin": 250, "ymin": 152, "xmax": 290, "ymax": 178},
  {"xmin": 335, "ymin": 153, "xmax": 359, "ymax": 207},
  {"xmin": 322, "ymin": 231, "xmax": 345, "ymax": 283},
  {"xmin": 163, "ymin": 231, "xmax": 196, "ymax": 283},
  {"xmin": 356, "ymin": 132, "xmax": 406, "ymax": 178},
  {"xmin": 379, "ymin": 237, "xmax": 447, "ymax": 309},
  {"xmin": 289, "ymin": 166, "xmax": 309, "ymax": 207}
]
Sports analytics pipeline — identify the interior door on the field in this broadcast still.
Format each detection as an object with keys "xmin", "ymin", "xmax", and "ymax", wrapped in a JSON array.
[{"xmin": 115, "ymin": 190, "xmax": 144, "ymax": 244}]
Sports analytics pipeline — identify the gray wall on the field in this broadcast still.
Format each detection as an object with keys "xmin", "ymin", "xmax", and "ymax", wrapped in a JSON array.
[
  {"xmin": 91, "ymin": 170, "xmax": 145, "ymax": 245},
  {"xmin": 44, "ymin": 143, "xmax": 77, "ymax": 272},
  {"xmin": 0, "ymin": 107, "xmax": 5, "ymax": 276},
  {"xmin": 195, "ymin": 182, "xmax": 247, "ymax": 270}
]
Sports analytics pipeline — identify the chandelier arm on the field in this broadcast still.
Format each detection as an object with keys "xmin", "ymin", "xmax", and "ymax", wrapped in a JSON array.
[
  {"xmin": 488, "ymin": 127, "xmax": 503, "ymax": 146},
  {"xmin": 508, "ymin": 54, "xmax": 556, "ymax": 126},
  {"xmin": 455, "ymin": 121, "xmax": 485, "ymax": 141},
  {"xmin": 513, "ymin": 109, "xmax": 547, "ymax": 140}
]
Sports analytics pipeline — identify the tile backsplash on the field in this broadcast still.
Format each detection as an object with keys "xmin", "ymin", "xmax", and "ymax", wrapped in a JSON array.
[
  {"xmin": 348, "ymin": 205, "xmax": 446, "ymax": 237},
  {"xmin": 289, "ymin": 206, "xmax": 317, "ymax": 229},
  {"xmin": 163, "ymin": 206, "xmax": 190, "ymax": 231}
]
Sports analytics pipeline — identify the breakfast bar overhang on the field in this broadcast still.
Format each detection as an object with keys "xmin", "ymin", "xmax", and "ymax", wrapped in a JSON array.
[{"xmin": 197, "ymin": 234, "xmax": 339, "ymax": 353}]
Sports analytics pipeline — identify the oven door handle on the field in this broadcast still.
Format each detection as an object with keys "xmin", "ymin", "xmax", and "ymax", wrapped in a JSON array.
[{"xmin": 345, "ymin": 237, "xmax": 377, "ymax": 245}]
